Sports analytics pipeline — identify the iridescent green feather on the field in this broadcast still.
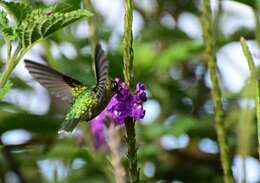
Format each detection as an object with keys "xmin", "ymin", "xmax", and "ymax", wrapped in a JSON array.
[
  {"xmin": 71, "ymin": 85, "xmax": 88, "ymax": 97},
  {"xmin": 61, "ymin": 90, "xmax": 98, "ymax": 132}
]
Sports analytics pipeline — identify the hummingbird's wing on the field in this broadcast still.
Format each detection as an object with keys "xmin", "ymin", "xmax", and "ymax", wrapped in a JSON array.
[
  {"xmin": 94, "ymin": 44, "xmax": 108, "ymax": 99},
  {"xmin": 59, "ymin": 44, "xmax": 109, "ymax": 133},
  {"xmin": 24, "ymin": 59, "xmax": 84, "ymax": 102}
]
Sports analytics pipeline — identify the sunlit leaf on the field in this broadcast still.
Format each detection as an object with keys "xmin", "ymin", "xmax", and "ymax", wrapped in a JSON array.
[
  {"xmin": 141, "ymin": 26, "xmax": 189, "ymax": 42},
  {"xmin": 0, "ymin": 0, "xmax": 32, "ymax": 23},
  {"xmin": 17, "ymin": 8, "xmax": 92, "ymax": 48},
  {"xmin": 0, "ymin": 11, "xmax": 16, "ymax": 41}
]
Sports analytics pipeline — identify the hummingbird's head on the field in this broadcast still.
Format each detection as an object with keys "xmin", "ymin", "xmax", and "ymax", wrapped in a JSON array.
[
  {"xmin": 103, "ymin": 79, "xmax": 119, "ymax": 99},
  {"xmin": 111, "ymin": 80, "xmax": 119, "ymax": 92}
]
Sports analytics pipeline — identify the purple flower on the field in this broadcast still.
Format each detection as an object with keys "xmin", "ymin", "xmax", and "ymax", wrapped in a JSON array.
[
  {"xmin": 107, "ymin": 79, "xmax": 146, "ymax": 125},
  {"xmin": 90, "ymin": 113, "xmax": 107, "ymax": 150},
  {"xmin": 135, "ymin": 83, "xmax": 147, "ymax": 102},
  {"xmin": 90, "ymin": 79, "xmax": 147, "ymax": 149}
]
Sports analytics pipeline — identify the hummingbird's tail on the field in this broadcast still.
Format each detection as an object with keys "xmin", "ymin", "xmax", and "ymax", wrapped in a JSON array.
[{"xmin": 58, "ymin": 117, "xmax": 81, "ymax": 133}]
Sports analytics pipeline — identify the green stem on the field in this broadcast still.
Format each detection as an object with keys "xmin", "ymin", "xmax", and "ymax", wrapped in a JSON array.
[
  {"xmin": 7, "ymin": 42, "xmax": 12, "ymax": 62},
  {"xmin": 241, "ymin": 38, "xmax": 256, "ymax": 71},
  {"xmin": 255, "ymin": 0, "xmax": 260, "ymax": 46},
  {"xmin": 0, "ymin": 44, "xmax": 22, "ymax": 88},
  {"xmin": 108, "ymin": 123, "xmax": 126, "ymax": 183},
  {"xmin": 125, "ymin": 118, "xmax": 139, "ymax": 183},
  {"xmin": 0, "ymin": 39, "xmax": 37, "ymax": 88},
  {"xmin": 84, "ymin": 0, "xmax": 97, "ymax": 59},
  {"xmin": 201, "ymin": 1, "xmax": 234, "ymax": 183},
  {"xmin": 42, "ymin": 40, "xmax": 57, "ymax": 68},
  {"xmin": 123, "ymin": 0, "xmax": 134, "ymax": 89},
  {"xmin": 254, "ymin": 8, "xmax": 260, "ymax": 46},
  {"xmin": 123, "ymin": 0, "xmax": 139, "ymax": 182},
  {"xmin": 240, "ymin": 37, "xmax": 260, "ymax": 158},
  {"xmin": 0, "ymin": 43, "xmax": 13, "ymax": 88},
  {"xmin": 214, "ymin": 0, "xmax": 223, "ymax": 36},
  {"xmin": 242, "ymin": 156, "xmax": 246, "ymax": 183},
  {"xmin": 0, "ymin": 56, "xmax": 14, "ymax": 88},
  {"xmin": 80, "ymin": 125, "xmax": 115, "ymax": 183}
]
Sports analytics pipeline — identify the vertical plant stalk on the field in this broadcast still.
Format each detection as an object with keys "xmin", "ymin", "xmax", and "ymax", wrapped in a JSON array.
[
  {"xmin": 108, "ymin": 123, "xmax": 126, "ymax": 183},
  {"xmin": 0, "ymin": 58, "xmax": 14, "ymax": 88},
  {"xmin": 123, "ymin": 0, "xmax": 134, "ymax": 89},
  {"xmin": 254, "ymin": 9, "xmax": 260, "ymax": 46},
  {"xmin": 0, "ymin": 45, "xmax": 29, "ymax": 88},
  {"xmin": 0, "ymin": 45, "xmax": 19, "ymax": 88},
  {"xmin": 237, "ymin": 93, "xmax": 254, "ymax": 183},
  {"xmin": 84, "ymin": 0, "xmax": 97, "ymax": 58},
  {"xmin": 240, "ymin": 37, "xmax": 260, "ymax": 158},
  {"xmin": 241, "ymin": 157, "xmax": 246, "ymax": 183},
  {"xmin": 255, "ymin": 0, "xmax": 260, "ymax": 46},
  {"xmin": 123, "ymin": 0, "xmax": 140, "ymax": 183},
  {"xmin": 80, "ymin": 2, "xmax": 115, "ymax": 182},
  {"xmin": 42, "ymin": 40, "xmax": 58, "ymax": 68},
  {"xmin": 124, "ymin": 118, "xmax": 139, "ymax": 183},
  {"xmin": 201, "ymin": 1, "xmax": 234, "ymax": 183},
  {"xmin": 214, "ymin": 0, "xmax": 223, "ymax": 36}
]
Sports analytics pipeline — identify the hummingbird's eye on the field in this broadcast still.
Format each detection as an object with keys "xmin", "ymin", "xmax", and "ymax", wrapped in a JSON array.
[{"xmin": 111, "ymin": 81, "xmax": 118, "ymax": 92}]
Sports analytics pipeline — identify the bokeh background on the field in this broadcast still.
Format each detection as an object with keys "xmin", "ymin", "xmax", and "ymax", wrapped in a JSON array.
[{"xmin": 1, "ymin": 0, "xmax": 260, "ymax": 182}]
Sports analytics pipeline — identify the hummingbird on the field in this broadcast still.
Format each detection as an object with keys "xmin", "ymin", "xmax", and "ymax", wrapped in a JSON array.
[{"xmin": 24, "ymin": 44, "xmax": 119, "ymax": 133}]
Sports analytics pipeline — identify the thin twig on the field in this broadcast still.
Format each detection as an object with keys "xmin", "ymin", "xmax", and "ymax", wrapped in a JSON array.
[
  {"xmin": 84, "ymin": 0, "xmax": 98, "ymax": 77},
  {"xmin": 240, "ymin": 37, "xmax": 260, "ymax": 158},
  {"xmin": 84, "ymin": 0, "xmax": 97, "ymax": 59},
  {"xmin": 254, "ymin": 4, "xmax": 260, "ymax": 46},
  {"xmin": 201, "ymin": 1, "xmax": 234, "ymax": 183},
  {"xmin": 108, "ymin": 123, "xmax": 125, "ymax": 183}
]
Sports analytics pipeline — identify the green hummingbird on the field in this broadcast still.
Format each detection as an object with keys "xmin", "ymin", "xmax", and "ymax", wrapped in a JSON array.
[{"xmin": 24, "ymin": 44, "xmax": 118, "ymax": 133}]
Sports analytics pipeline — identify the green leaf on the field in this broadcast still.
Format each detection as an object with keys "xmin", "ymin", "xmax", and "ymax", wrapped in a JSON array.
[
  {"xmin": 0, "ymin": 79, "xmax": 12, "ymax": 99},
  {"xmin": 134, "ymin": 43, "xmax": 158, "ymax": 69},
  {"xmin": 0, "ymin": 11, "xmax": 16, "ymax": 41},
  {"xmin": 48, "ymin": 140, "xmax": 83, "ymax": 160},
  {"xmin": 141, "ymin": 26, "xmax": 189, "ymax": 42},
  {"xmin": 142, "ymin": 116, "xmax": 195, "ymax": 139},
  {"xmin": 0, "ymin": 1, "xmax": 33, "ymax": 23},
  {"xmin": 157, "ymin": 41, "xmax": 202, "ymax": 69},
  {"xmin": 139, "ymin": 144, "xmax": 161, "ymax": 159},
  {"xmin": 0, "ymin": 10, "xmax": 8, "ymax": 26},
  {"xmin": 0, "ymin": 112, "xmax": 60, "ymax": 134},
  {"xmin": 233, "ymin": 0, "xmax": 255, "ymax": 8},
  {"xmin": 143, "ymin": 123, "xmax": 165, "ymax": 139},
  {"xmin": 53, "ymin": 0, "xmax": 81, "ymax": 12},
  {"xmin": 168, "ymin": 115, "xmax": 195, "ymax": 136},
  {"xmin": 17, "ymin": 8, "xmax": 92, "ymax": 48}
]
